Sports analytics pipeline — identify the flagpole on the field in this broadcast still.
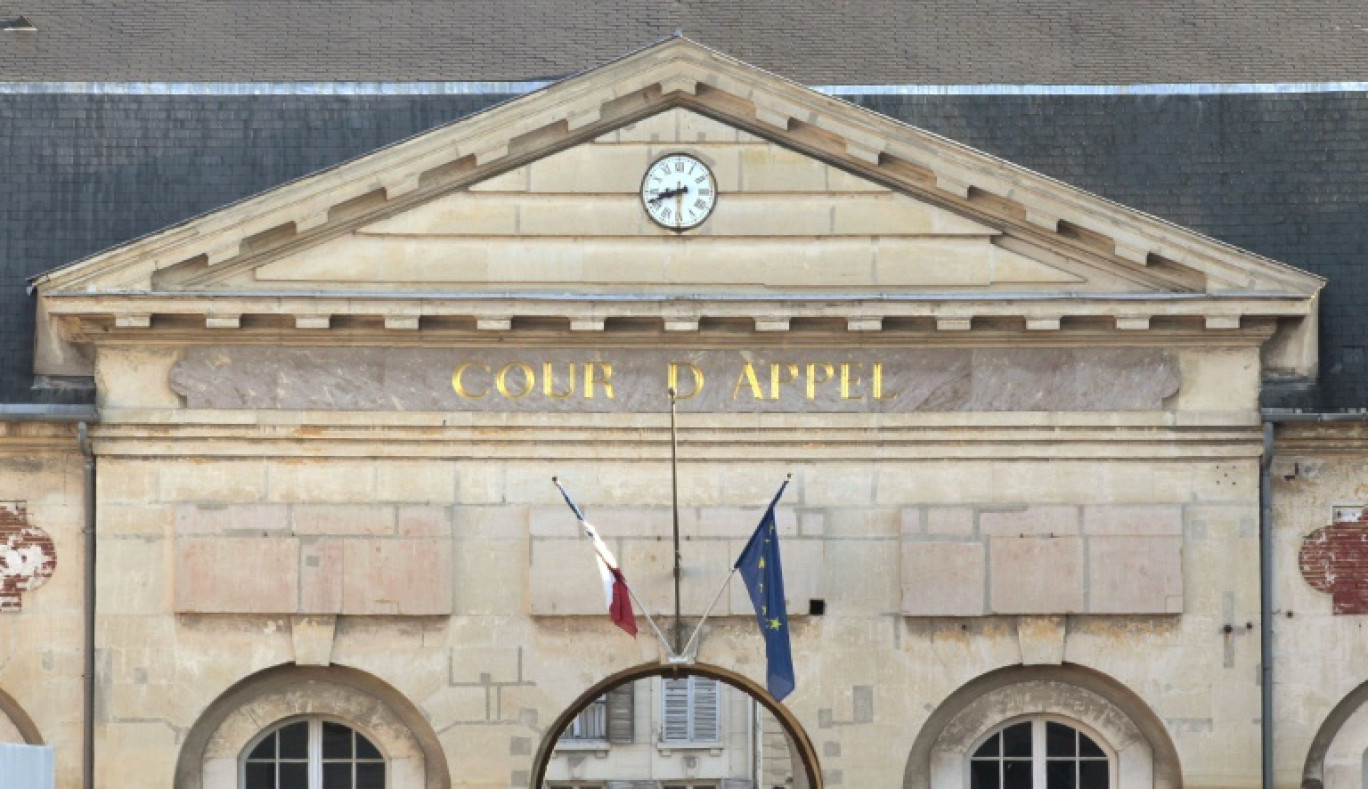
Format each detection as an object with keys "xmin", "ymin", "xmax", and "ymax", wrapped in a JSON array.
[
  {"xmin": 668, "ymin": 387, "xmax": 684, "ymax": 656},
  {"xmin": 622, "ymin": 583, "xmax": 676, "ymax": 657},
  {"xmin": 679, "ymin": 567, "xmax": 736, "ymax": 659}
]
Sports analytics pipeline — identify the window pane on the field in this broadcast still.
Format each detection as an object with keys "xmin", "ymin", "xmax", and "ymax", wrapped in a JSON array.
[
  {"xmin": 278, "ymin": 721, "xmax": 309, "ymax": 759},
  {"xmin": 1079, "ymin": 732, "xmax": 1105, "ymax": 758},
  {"xmin": 1079, "ymin": 760, "xmax": 1108, "ymax": 789},
  {"xmin": 973, "ymin": 732, "xmax": 1000, "ymax": 757},
  {"xmin": 247, "ymin": 732, "xmax": 275, "ymax": 761},
  {"xmin": 1003, "ymin": 760, "xmax": 1033, "ymax": 789},
  {"xmin": 1002, "ymin": 722, "xmax": 1032, "ymax": 757},
  {"xmin": 322, "ymin": 761, "xmax": 353, "ymax": 789},
  {"xmin": 278, "ymin": 761, "xmax": 308, "ymax": 789},
  {"xmin": 323, "ymin": 721, "xmax": 354, "ymax": 759},
  {"xmin": 1046, "ymin": 760, "xmax": 1077, "ymax": 789},
  {"xmin": 1046, "ymin": 722, "xmax": 1076, "ymax": 757},
  {"xmin": 970, "ymin": 760, "xmax": 1000, "ymax": 789},
  {"xmin": 356, "ymin": 732, "xmax": 383, "ymax": 760},
  {"xmin": 356, "ymin": 762, "xmax": 385, "ymax": 789},
  {"xmin": 244, "ymin": 762, "xmax": 275, "ymax": 789}
]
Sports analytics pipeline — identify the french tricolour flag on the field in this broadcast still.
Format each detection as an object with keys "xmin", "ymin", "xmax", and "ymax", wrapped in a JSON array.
[{"xmin": 554, "ymin": 480, "xmax": 638, "ymax": 637}]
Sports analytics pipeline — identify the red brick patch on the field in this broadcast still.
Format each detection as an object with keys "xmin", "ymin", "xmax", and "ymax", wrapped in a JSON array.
[
  {"xmin": 0, "ymin": 502, "xmax": 57, "ymax": 612},
  {"xmin": 1300, "ymin": 509, "xmax": 1368, "ymax": 614}
]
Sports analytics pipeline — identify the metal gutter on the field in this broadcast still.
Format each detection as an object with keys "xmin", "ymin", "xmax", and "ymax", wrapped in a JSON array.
[
  {"xmin": 0, "ymin": 405, "xmax": 98, "ymax": 422},
  {"xmin": 1259, "ymin": 422, "xmax": 1275, "ymax": 789},
  {"xmin": 77, "ymin": 423, "xmax": 94, "ymax": 789}
]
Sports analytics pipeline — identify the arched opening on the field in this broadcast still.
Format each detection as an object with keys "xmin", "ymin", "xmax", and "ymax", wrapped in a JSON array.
[
  {"xmin": 174, "ymin": 663, "xmax": 448, "ymax": 789},
  {"xmin": 530, "ymin": 662, "xmax": 822, "ymax": 789},
  {"xmin": 1301, "ymin": 679, "xmax": 1368, "ymax": 789},
  {"xmin": 903, "ymin": 664, "xmax": 1181, "ymax": 789},
  {"xmin": 0, "ymin": 686, "xmax": 42, "ymax": 745}
]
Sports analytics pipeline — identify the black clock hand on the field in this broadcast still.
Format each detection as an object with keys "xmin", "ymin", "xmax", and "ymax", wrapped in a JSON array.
[{"xmin": 648, "ymin": 185, "xmax": 690, "ymax": 205}]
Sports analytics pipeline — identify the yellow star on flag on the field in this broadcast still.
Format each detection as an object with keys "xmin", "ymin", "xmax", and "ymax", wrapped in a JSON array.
[{"xmin": 768, "ymin": 618, "xmax": 783, "ymax": 630}]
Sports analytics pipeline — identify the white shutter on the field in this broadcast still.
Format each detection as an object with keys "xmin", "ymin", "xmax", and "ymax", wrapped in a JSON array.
[
  {"xmin": 690, "ymin": 678, "xmax": 720, "ymax": 742},
  {"xmin": 662, "ymin": 677, "xmax": 691, "ymax": 742}
]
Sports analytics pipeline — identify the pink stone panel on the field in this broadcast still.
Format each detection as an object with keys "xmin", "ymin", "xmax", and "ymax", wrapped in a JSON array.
[
  {"xmin": 901, "ymin": 541, "xmax": 984, "ymax": 616},
  {"xmin": 174, "ymin": 537, "xmax": 299, "ymax": 613},
  {"xmin": 340, "ymin": 539, "xmax": 453, "ymax": 615},
  {"xmin": 1082, "ymin": 505, "xmax": 1183, "ymax": 536},
  {"xmin": 174, "ymin": 504, "xmax": 290, "ymax": 535},
  {"xmin": 397, "ymin": 506, "xmax": 452, "ymax": 538},
  {"xmin": 1087, "ymin": 536, "xmax": 1183, "ymax": 613},
  {"xmin": 980, "ymin": 506, "xmax": 1078, "ymax": 537},
  {"xmin": 989, "ymin": 536, "xmax": 1084, "ymax": 614},
  {"xmin": 292, "ymin": 504, "xmax": 395, "ymax": 536}
]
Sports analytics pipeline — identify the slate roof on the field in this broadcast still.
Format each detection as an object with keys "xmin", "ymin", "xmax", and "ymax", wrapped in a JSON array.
[
  {"xmin": 3, "ymin": 89, "xmax": 1363, "ymax": 407},
  {"xmin": 1, "ymin": 1, "xmax": 1368, "ymax": 84}
]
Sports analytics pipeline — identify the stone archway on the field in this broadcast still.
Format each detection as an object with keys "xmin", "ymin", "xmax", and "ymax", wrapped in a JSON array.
[
  {"xmin": 174, "ymin": 663, "xmax": 449, "ymax": 789},
  {"xmin": 903, "ymin": 664, "xmax": 1181, "ymax": 789},
  {"xmin": 0, "ymin": 686, "xmax": 42, "ymax": 744},
  {"xmin": 530, "ymin": 661, "xmax": 823, "ymax": 789},
  {"xmin": 1301, "ymin": 678, "xmax": 1368, "ymax": 789}
]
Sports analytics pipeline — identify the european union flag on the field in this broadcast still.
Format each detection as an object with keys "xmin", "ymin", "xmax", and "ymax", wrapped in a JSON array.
[{"xmin": 734, "ymin": 479, "xmax": 794, "ymax": 701}]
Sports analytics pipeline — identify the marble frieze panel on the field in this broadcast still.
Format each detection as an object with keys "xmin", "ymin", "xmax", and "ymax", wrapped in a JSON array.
[{"xmin": 168, "ymin": 346, "xmax": 1179, "ymax": 413}]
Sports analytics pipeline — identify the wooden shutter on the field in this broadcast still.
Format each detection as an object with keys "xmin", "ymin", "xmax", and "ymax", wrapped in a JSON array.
[
  {"xmin": 691, "ymin": 678, "xmax": 720, "ymax": 742},
  {"xmin": 606, "ymin": 682, "xmax": 634, "ymax": 744},
  {"xmin": 662, "ymin": 677, "xmax": 691, "ymax": 742}
]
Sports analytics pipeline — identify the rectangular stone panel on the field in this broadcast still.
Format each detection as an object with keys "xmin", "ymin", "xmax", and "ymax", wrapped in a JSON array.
[
  {"xmin": 1088, "ymin": 536, "xmax": 1184, "ymax": 613},
  {"xmin": 174, "ymin": 537, "xmax": 299, "ymax": 614},
  {"xmin": 1082, "ymin": 505, "xmax": 1183, "ymax": 536},
  {"xmin": 989, "ymin": 536, "xmax": 1085, "ymax": 614},
  {"xmin": 340, "ymin": 539, "xmax": 453, "ymax": 615},
  {"xmin": 170, "ymin": 346, "xmax": 1179, "ymax": 413},
  {"xmin": 901, "ymin": 541, "xmax": 985, "ymax": 616}
]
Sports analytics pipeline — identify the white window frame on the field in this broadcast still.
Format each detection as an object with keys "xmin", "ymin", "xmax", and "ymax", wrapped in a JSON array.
[
  {"xmin": 239, "ymin": 715, "xmax": 386, "ymax": 789},
  {"xmin": 965, "ymin": 715, "xmax": 1116, "ymax": 789}
]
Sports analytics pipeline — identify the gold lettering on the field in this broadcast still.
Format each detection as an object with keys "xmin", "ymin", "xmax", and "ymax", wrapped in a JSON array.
[
  {"xmin": 806, "ymin": 363, "xmax": 834, "ymax": 400},
  {"xmin": 731, "ymin": 363, "xmax": 764, "ymax": 400},
  {"xmin": 452, "ymin": 362, "xmax": 491, "ymax": 399},
  {"xmin": 872, "ymin": 362, "xmax": 897, "ymax": 400},
  {"xmin": 542, "ymin": 362, "xmax": 576, "ymax": 399},
  {"xmin": 495, "ymin": 362, "xmax": 535, "ymax": 399},
  {"xmin": 668, "ymin": 362, "xmax": 705, "ymax": 400},
  {"xmin": 769, "ymin": 363, "xmax": 799, "ymax": 400},
  {"xmin": 584, "ymin": 362, "xmax": 615, "ymax": 400},
  {"xmin": 841, "ymin": 362, "xmax": 865, "ymax": 400}
]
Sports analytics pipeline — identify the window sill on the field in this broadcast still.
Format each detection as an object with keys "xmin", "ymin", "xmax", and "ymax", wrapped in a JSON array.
[
  {"xmin": 553, "ymin": 741, "xmax": 610, "ymax": 757},
  {"xmin": 656, "ymin": 742, "xmax": 724, "ymax": 756}
]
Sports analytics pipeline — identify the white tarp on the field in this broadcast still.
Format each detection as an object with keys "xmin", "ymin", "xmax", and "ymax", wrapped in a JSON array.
[{"xmin": 0, "ymin": 743, "xmax": 55, "ymax": 788}]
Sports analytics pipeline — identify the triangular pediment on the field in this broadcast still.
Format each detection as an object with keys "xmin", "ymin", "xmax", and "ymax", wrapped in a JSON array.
[{"xmin": 32, "ymin": 37, "xmax": 1321, "ymax": 376}]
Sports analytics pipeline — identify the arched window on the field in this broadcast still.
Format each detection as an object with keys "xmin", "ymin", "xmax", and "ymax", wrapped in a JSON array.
[
  {"xmin": 241, "ymin": 717, "xmax": 385, "ymax": 789},
  {"xmin": 968, "ymin": 718, "xmax": 1111, "ymax": 789}
]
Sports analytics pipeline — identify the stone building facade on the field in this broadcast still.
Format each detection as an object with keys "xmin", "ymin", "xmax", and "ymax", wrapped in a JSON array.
[{"xmin": 3, "ymin": 34, "xmax": 1368, "ymax": 789}]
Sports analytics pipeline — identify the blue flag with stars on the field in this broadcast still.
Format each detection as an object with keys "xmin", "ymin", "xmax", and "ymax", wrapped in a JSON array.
[{"xmin": 735, "ymin": 479, "xmax": 794, "ymax": 701}]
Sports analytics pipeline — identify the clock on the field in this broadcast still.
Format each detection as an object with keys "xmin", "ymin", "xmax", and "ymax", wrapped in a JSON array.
[{"xmin": 640, "ymin": 153, "xmax": 717, "ymax": 231}]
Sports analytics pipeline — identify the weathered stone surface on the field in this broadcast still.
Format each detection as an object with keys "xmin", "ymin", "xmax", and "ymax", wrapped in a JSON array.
[
  {"xmin": 170, "ymin": 346, "xmax": 1180, "ymax": 413},
  {"xmin": 902, "ymin": 541, "xmax": 985, "ymax": 616},
  {"xmin": 989, "ymin": 536, "xmax": 1085, "ymax": 614}
]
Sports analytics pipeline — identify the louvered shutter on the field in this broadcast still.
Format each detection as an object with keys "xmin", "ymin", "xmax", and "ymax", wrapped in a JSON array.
[
  {"xmin": 606, "ymin": 682, "xmax": 635, "ymax": 743},
  {"xmin": 662, "ymin": 677, "xmax": 692, "ymax": 742},
  {"xmin": 691, "ymin": 678, "xmax": 720, "ymax": 742}
]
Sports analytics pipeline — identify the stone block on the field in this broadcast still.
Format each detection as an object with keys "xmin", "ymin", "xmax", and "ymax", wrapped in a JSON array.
[
  {"xmin": 174, "ymin": 537, "xmax": 300, "ymax": 614},
  {"xmin": 450, "ymin": 646, "xmax": 523, "ymax": 685},
  {"xmin": 529, "ymin": 539, "xmax": 604, "ymax": 616},
  {"xmin": 1083, "ymin": 505, "xmax": 1183, "ymax": 536},
  {"xmin": 804, "ymin": 466, "xmax": 875, "ymax": 507},
  {"xmin": 1017, "ymin": 616, "xmax": 1066, "ymax": 665},
  {"xmin": 375, "ymin": 461, "xmax": 457, "ymax": 503},
  {"xmin": 989, "ymin": 536, "xmax": 1084, "ymax": 614},
  {"xmin": 624, "ymin": 538, "xmax": 731, "ymax": 616},
  {"xmin": 99, "ymin": 539, "xmax": 170, "ymax": 615},
  {"xmin": 678, "ymin": 109, "xmax": 742, "ymax": 142},
  {"xmin": 901, "ymin": 541, "xmax": 985, "ymax": 616},
  {"xmin": 980, "ymin": 506, "xmax": 1079, "ymax": 537},
  {"xmin": 97, "ymin": 461, "xmax": 158, "ymax": 504},
  {"xmin": 1088, "ymin": 536, "xmax": 1183, "ymax": 614},
  {"xmin": 290, "ymin": 615, "xmax": 337, "ymax": 666},
  {"xmin": 821, "ymin": 539, "xmax": 899, "ymax": 614},
  {"xmin": 454, "ymin": 505, "xmax": 527, "ymax": 541},
  {"xmin": 268, "ymin": 460, "xmax": 376, "ymax": 503},
  {"xmin": 398, "ymin": 505, "xmax": 452, "ymax": 538},
  {"xmin": 102, "ymin": 503, "xmax": 173, "ymax": 537},
  {"xmin": 822, "ymin": 508, "xmax": 900, "ymax": 539},
  {"xmin": 926, "ymin": 507, "xmax": 976, "ymax": 537},
  {"xmin": 874, "ymin": 462, "xmax": 995, "ymax": 504},
  {"xmin": 159, "ymin": 460, "xmax": 266, "ymax": 503},
  {"xmin": 527, "ymin": 145, "xmax": 652, "ymax": 193},
  {"xmin": 728, "ymin": 537, "xmax": 824, "ymax": 616},
  {"xmin": 299, "ymin": 538, "xmax": 343, "ymax": 613},
  {"xmin": 697, "ymin": 506, "xmax": 796, "ymax": 539},
  {"xmin": 340, "ymin": 539, "xmax": 453, "ymax": 615},
  {"xmin": 292, "ymin": 504, "xmax": 395, "ymax": 536},
  {"xmin": 453, "ymin": 537, "xmax": 529, "ymax": 616},
  {"xmin": 738, "ymin": 145, "xmax": 828, "ymax": 192},
  {"xmin": 174, "ymin": 503, "xmax": 289, "ymax": 535},
  {"xmin": 455, "ymin": 462, "xmax": 505, "ymax": 504}
]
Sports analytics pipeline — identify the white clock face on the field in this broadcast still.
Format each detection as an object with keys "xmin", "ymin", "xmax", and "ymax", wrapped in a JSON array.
[{"xmin": 640, "ymin": 153, "xmax": 717, "ymax": 231}]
